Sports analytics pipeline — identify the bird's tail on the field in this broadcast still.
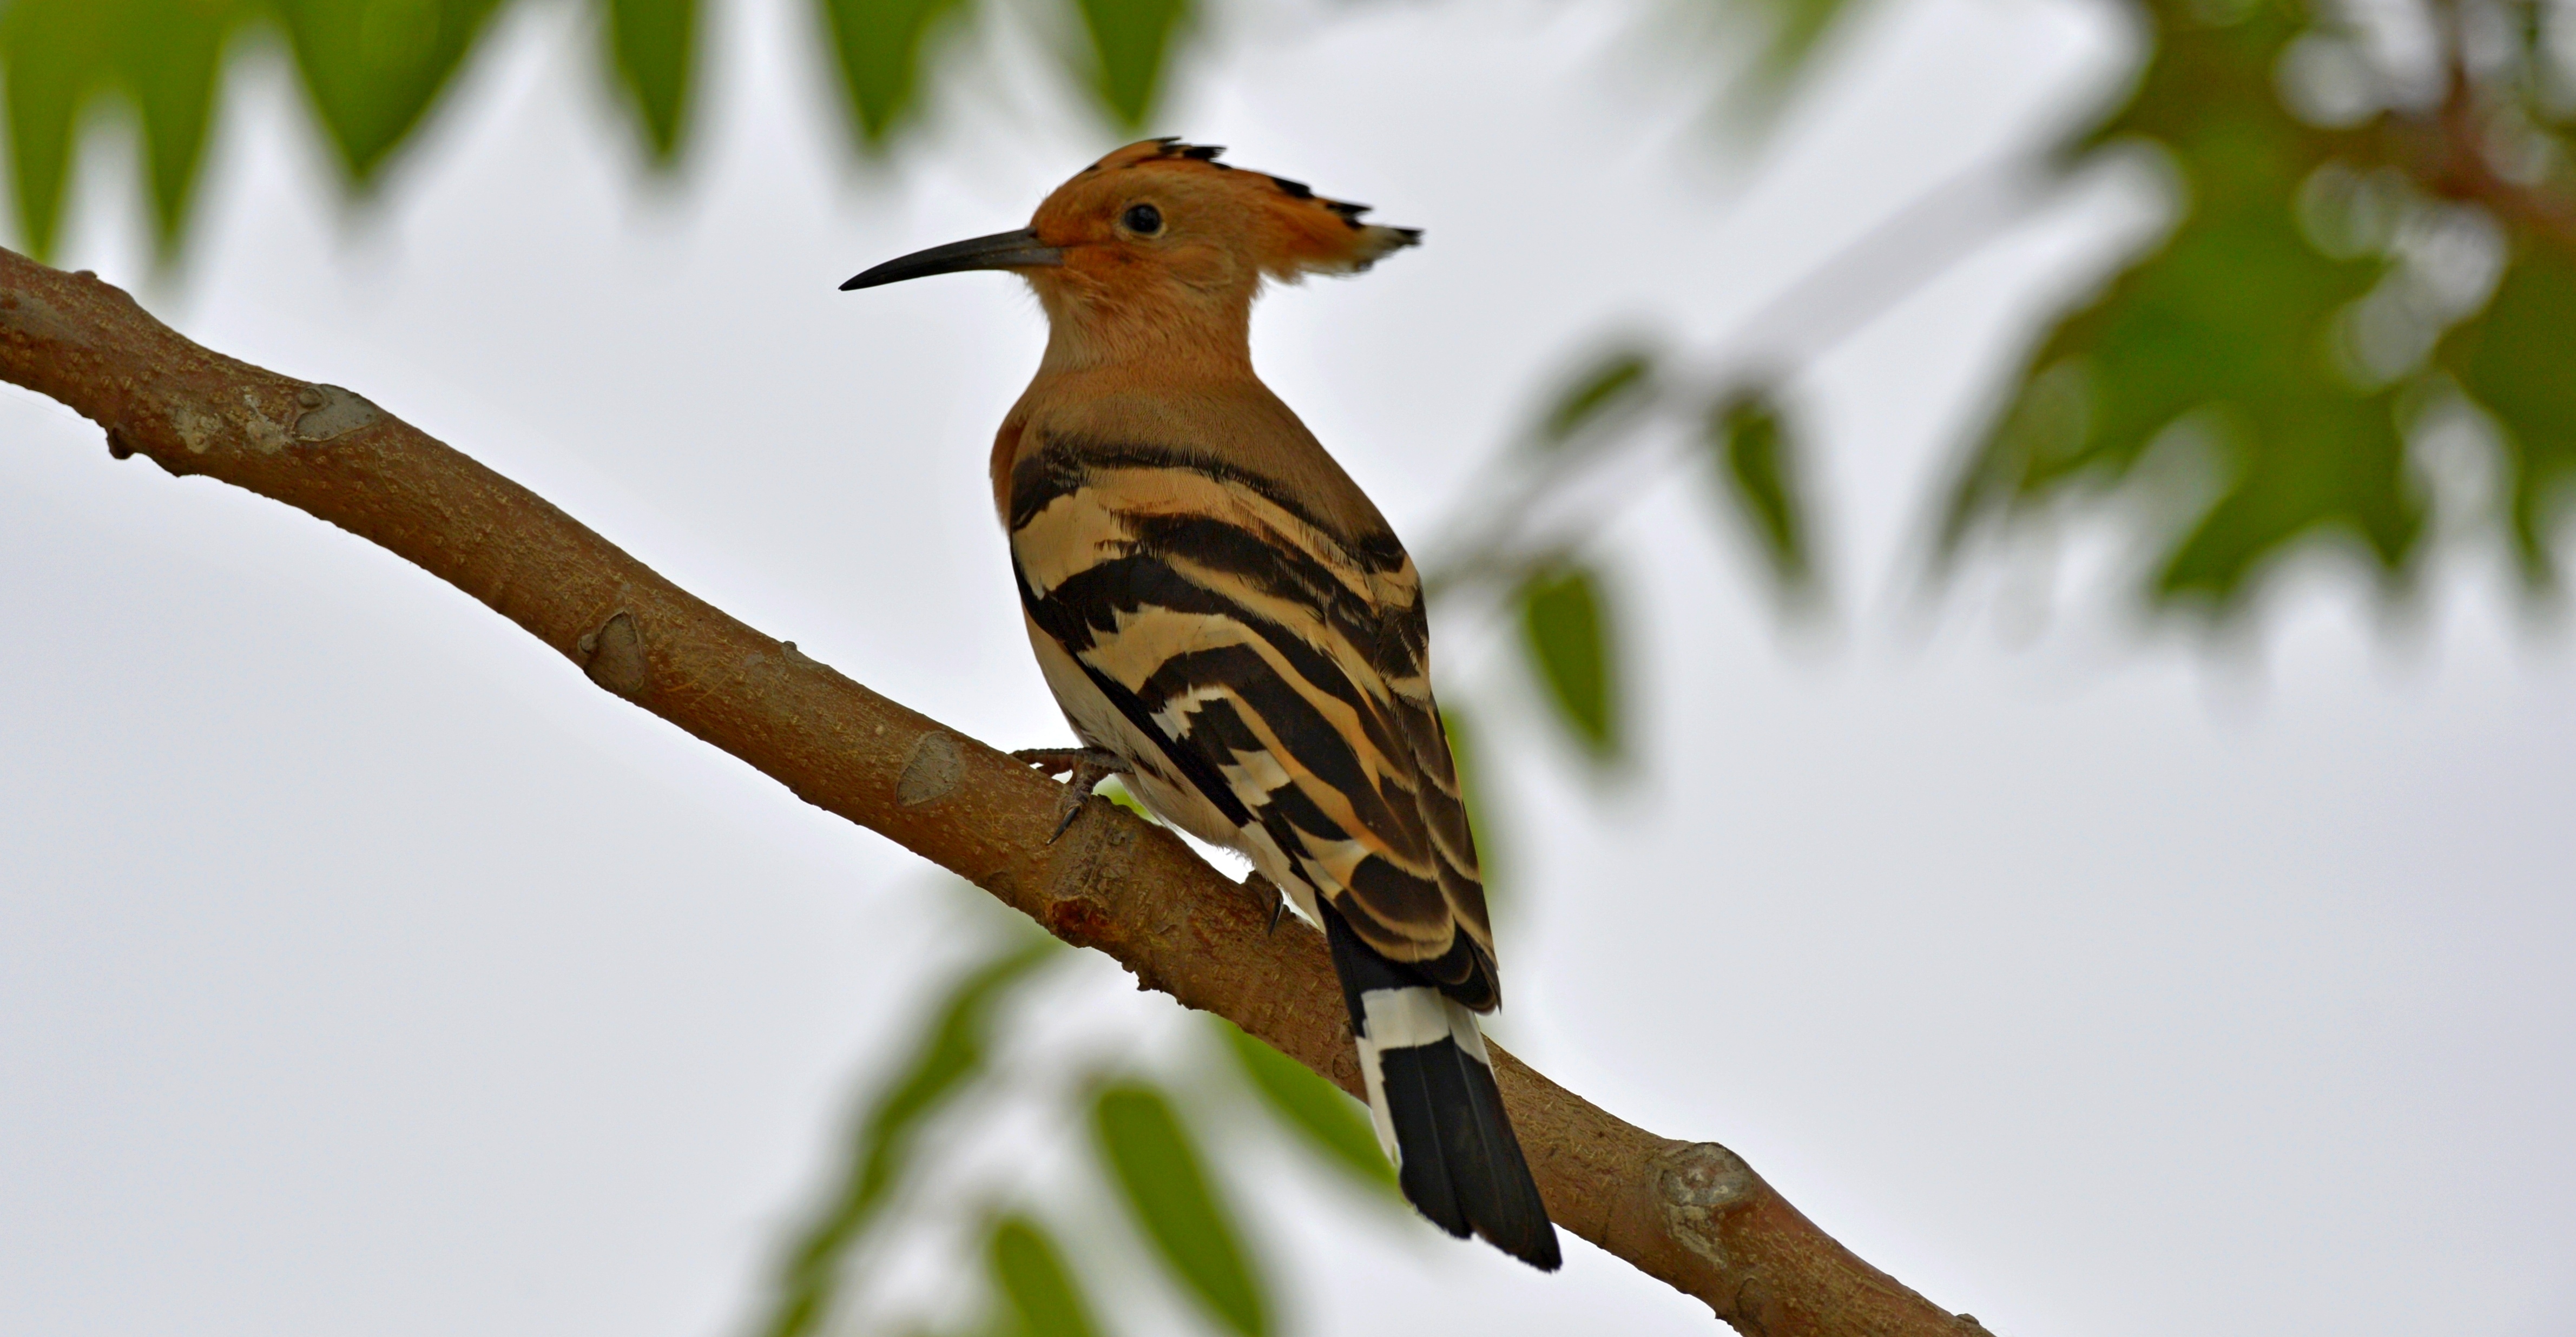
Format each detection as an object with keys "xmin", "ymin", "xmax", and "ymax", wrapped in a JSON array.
[{"xmin": 1323, "ymin": 905, "xmax": 1562, "ymax": 1270}]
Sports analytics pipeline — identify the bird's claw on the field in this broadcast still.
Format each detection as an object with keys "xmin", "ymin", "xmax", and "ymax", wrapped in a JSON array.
[
  {"xmin": 1240, "ymin": 873, "xmax": 1288, "ymax": 934},
  {"xmin": 1013, "ymin": 747, "xmax": 1128, "ymax": 844},
  {"xmin": 1045, "ymin": 789, "xmax": 1088, "ymax": 844}
]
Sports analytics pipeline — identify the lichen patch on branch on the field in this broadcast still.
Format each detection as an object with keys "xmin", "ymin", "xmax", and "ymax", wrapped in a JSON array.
[{"xmin": 174, "ymin": 404, "xmax": 223, "ymax": 453}]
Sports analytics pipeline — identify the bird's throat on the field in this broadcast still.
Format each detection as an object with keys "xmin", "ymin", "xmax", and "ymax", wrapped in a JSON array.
[{"xmin": 1033, "ymin": 282, "xmax": 1255, "ymax": 379}]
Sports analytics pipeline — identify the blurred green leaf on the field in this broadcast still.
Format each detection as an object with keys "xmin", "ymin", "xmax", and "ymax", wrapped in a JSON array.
[
  {"xmin": 1213, "ymin": 1017, "xmax": 1396, "ymax": 1197},
  {"xmin": 1, "ymin": 0, "xmax": 1204, "ymax": 255},
  {"xmin": 1709, "ymin": 392, "xmax": 1814, "ymax": 592},
  {"xmin": 0, "ymin": 0, "xmax": 93, "ymax": 261},
  {"xmin": 1728, "ymin": 0, "xmax": 1858, "ymax": 111},
  {"xmin": 1091, "ymin": 1082, "xmax": 1268, "ymax": 1337},
  {"xmin": 1438, "ymin": 706, "xmax": 1499, "ymax": 901},
  {"xmin": 1948, "ymin": 1, "xmax": 2422, "ymax": 609},
  {"xmin": 2441, "ymin": 243, "xmax": 2576, "ymax": 583},
  {"xmin": 273, "ymin": 0, "xmax": 505, "ymax": 183},
  {"xmin": 761, "ymin": 937, "xmax": 1057, "ymax": 1337},
  {"xmin": 987, "ymin": 1215, "xmax": 1102, "ymax": 1337},
  {"xmin": 818, "ymin": 0, "xmax": 969, "ymax": 144},
  {"xmin": 605, "ymin": 0, "xmax": 696, "ymax": 161},
  {"xmin": 1, "ymin": 0, "xmax": 252, "ymax": 260},
  {"xmin": 1518, "ymin": 563, "xmax": 1617, "ymax": 759},
  {"xmin": 1540, "ymin": 347, "xmax": 1655, "ymax": 445},
  {"xmin": 1761, "ymin": 0, "xmax": 1850, "ymax": 71},
  {"xmin": 1094, "ymin": 776, "xmax": 1157, "ymax": 822},
  {"xmin": 1072, "ymin": 0, "xmax": 1189, "ymax": 128}
]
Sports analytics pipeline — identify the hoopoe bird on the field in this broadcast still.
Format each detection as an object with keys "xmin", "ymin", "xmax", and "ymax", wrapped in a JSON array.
[{"xmin": 843, "ymin": 139, "xmax": 1560, "ymax": 1270}]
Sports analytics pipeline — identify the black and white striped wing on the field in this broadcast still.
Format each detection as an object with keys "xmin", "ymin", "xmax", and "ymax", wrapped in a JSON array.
[{"xmin": 1009, "ymin": 437, "xmax": 1500, "ymax": 1009}]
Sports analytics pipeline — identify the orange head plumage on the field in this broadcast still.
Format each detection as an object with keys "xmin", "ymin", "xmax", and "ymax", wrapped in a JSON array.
[{"xmin": 842, "ymin": 140, "xmax": 1419, "ymax": 365}]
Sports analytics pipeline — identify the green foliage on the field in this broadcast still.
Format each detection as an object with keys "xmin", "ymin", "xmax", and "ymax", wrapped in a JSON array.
[
  {"xmin": 1757, "ymin": 0, "xmax": 1850, "ymax": 71},
  {"xmin": 1518, "ymin": 563, "xmax": 1619, "ymax": 760},
  {"xmin": 754, "ymin": 928, "xmax": 1422, "ymax": 1336},
  {"xmin": 761, "ymin": 937, "xmax": 1057, "ymax": 1337},
  {"xmin": 274, "ymin": 0, "xmax": 506, "ymax": 182},
  {"xmin": 1073, "ymin": 0, "xmax": 1191, "ymax": 129},
  {"xmin": 1954, "ymin": 0, "xmax": 2576, "ymax": 608},
  {"xmin": 1950, "ymin": 1, "xmax": 2417, "ymax": 607},
  {"xmin": 1091, "ymin": 1081, "xmax": 1269, "ymax": 1337},
  {"xmin": 0, "ymin": 0, "xmax": 504, "ymax": 247},
  {"xmin": 987, "ymin": 1216, "xmax": 1103, "ymax": 1337},
  {"xmin": 1438, "ymin": 706, "xmax": 1500, "ymax": 899},
  {"xmin": 2440, "ymin": 243, "xmax": 2576, "ymax": 582},
  {"xmin": 1730, "ymin": 0, "xmax": 1860, "ymax": 110},
  {"xmin": 0, "ymin": 0, "xmax": 253, "ymax": 259},
  {"xmin": 1214, "ymin": 1017, "xmax": 1398, "ymax": 1197},
  {"xmin": 607, "ymin": 0, "xmax": 697, "ymax": 161},
  {"xmin": 0, "ymin": 0, "xmax": 1196, "ymax": 256},
  {"xmin": 1093, "ymin": 775, "xmax": 1157, "ymax": 821},
  {"xmin": 1709, "ymin": 391, "xmax": 1814, "ymax": 592},
  {"xmin": 818, "ymin": 0, "xmax": 966, "ymax": 143},
  {"xmin": 1540, "ymin": 346, "xmax": 1656, "ymax": 445}
]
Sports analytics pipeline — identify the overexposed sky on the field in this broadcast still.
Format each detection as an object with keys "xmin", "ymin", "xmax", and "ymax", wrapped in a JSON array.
[{"xmin": 5, "ymin": 1, "xmax": 2572, "ymax": 1334}]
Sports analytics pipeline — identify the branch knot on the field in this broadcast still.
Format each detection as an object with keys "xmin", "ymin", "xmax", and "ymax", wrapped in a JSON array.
[
  {"xmin": 578, "ymin": 611, "xmax": 650, "ymax": 697},
  {"xmin": 1658, "ymin": 1141, "xmax": 1756, "ymax": 1267},
  {"xmin": 292, "ymin": 384, "xmax": 381, "ymax": 443},
  {"xmin": 895, "ymin": 732, "xmax": 965, "ymax": 806}
]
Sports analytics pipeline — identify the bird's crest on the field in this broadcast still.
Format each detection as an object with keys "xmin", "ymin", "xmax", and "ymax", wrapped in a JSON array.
[{"xmin": 1038, "ymin": 139, "xmax": 1422, "ymax": 282}]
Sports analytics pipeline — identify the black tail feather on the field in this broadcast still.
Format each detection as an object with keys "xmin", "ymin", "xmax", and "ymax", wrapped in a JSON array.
[
  {"xmin": 1377, "ymin": 1039, "xmax": 1469, "ymax": 1237},
  {"xmin": 1444, "ymin": 1034, "xmax": 1558, "ymax": 1266},
  {"xmin": 1324, "ymin": 906, "xmax": 1562, "ymax": 1271}
]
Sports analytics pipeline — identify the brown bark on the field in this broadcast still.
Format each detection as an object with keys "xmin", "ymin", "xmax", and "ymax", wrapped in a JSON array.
[
  {"xmin": 0, "ymin": 247, "xmax": 1990, "ymax": 1337},
  {"xmin": 2393, "ymin": 52, "xmax": 2576, "ymax": 256}
]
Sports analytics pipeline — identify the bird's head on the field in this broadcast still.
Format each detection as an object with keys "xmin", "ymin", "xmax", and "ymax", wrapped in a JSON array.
[{"xmin": 842, "ymin": 140, "xmax": 1419, "ymax": 364}]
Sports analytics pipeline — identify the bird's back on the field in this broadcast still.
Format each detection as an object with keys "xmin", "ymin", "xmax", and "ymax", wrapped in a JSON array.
[{"xmin": 997, "ymin": 367, "xmax": 1502, "ymax": 1008}]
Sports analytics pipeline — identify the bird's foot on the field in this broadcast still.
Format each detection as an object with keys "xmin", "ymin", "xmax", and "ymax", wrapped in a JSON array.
[{"xmin": 1010, "ymin": 747, "xmax": 1129, "ymax": 843}]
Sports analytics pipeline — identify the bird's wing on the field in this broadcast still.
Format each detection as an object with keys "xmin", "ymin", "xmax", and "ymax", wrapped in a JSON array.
[{"xmin": 1010, "ymin": 432, "xmax": 1500, "ymax": 1007}]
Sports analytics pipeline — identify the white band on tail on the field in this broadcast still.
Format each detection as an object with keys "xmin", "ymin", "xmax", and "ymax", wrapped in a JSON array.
[
  {"xmin": 1354, "ymin": 987, "xmax": 1494, "ymax": 1164},
  {"xmin": 1355, "ymin": 1033, "xmax": 1395, "ymax": 1163},
  {"xmin": 1360, "ymin": 986, "xmax": 1454, "ymax": 1048}
]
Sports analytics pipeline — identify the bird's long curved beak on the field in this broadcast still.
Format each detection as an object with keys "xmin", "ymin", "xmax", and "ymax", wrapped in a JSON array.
[{"xmin": 839, "ymin": 228, "xmax": 1064, "ymax": 291}]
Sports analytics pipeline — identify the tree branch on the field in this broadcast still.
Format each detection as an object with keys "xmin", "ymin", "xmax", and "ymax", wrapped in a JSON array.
[
  {"xmin": 0, "ymin": 247, "xmax": 1987, "ymax": 1337},
  {"xmin": 2397, "ymin": 39, "xmax": 2576, "ymax": 256}
]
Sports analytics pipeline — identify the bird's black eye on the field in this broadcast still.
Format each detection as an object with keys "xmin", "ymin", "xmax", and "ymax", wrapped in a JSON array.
[{"xmin": 1121, "ymin": 203, "xmax": 1163, "ymax": 235}]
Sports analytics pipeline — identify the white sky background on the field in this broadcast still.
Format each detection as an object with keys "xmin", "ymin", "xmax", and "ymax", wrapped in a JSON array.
[{"xmin": 4, "ymin": 0, "xmax": 2573, "ymax": 1333}]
